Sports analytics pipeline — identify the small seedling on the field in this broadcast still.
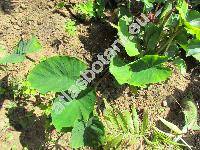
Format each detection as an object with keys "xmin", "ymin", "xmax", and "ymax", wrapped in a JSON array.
[
  {"xmin": 65, "ymin": 19, "xmax": 77, "ymax": 36},
  {"xmin": 56, "ymin": 1, "xmax": 65, "ymax": 9},
  {"xmin": 0, "ymin": 35, "xmax": 42, "ymax": 64},
  {"xmin": 74, "ymin": 0, "xmax": 95, "ymax": 20}
]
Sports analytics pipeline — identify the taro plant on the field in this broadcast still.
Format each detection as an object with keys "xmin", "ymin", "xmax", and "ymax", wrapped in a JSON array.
[
  {"xmin": 0, "ymin": 35, "xmax": 42, "ymax": 64},
  {"xmin": 27, "ymin": 56, "xmax": 104, "ymax": 148},
  {"xmin": 25, "ymin": 0, "xmax": 200, "ymax": 149},
  {"xmin": 109, "ymin": 0, "xmax": 200, "ymax": 87}
]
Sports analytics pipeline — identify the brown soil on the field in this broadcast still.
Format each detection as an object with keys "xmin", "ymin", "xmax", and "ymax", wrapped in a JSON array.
[{"xmin": 0, "ymin": 0, "xmax": 199, "ymax": 150}]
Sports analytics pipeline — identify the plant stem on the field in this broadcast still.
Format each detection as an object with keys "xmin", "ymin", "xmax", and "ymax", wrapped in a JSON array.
[{"xmin": 158, "ymin": 26, "xmax": 180, "ymax": 54}]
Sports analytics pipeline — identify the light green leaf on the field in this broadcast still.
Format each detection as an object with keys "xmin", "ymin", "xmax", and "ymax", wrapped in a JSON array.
[
  {"xmin": 132, "ymin": 107, "xmax": 139, "ymax": 134},
  {"xmin": 141, "ymin": 110, "xmax": 148, "ymax": 134},
  {"xmin": 159, "ymin": 117, "xmax": 183, "ymax": 134},
  {"xmin": 116, "ymin": 110, "xmax": 128, "ymax": 132},
  {"xmin": 0, "ymin": 35, "xmax": 42, "ymax": 64},
  {"xmin": 173, "ymin": 57, "xmax": 187, "ymax": 75},
  {"xmin": 118, "ymin": 16, "xmax": 140, "ymax": 56},
  {"xmin": 141, "ymin": 0, "xmax": 153, "ymax": 11},
  {"xmin": 0, "ymin": 54, "xmax": 26, "ymax": 64},
  {"xmin": 104, "ymin": 134, "xmax": 123, "ymax": 149},
  {"xmin": 70, "ymin": 120, "xmax": 85, "ymax": 148},
  {"xmin": 104, "ymin": 99, "xmax": 120, "ymax": 130},
  {"xmin": 27, "ymin": 56, "xmax": 87, "ymax": 94},
  {"xmin": 19, "ymin": 35, "xmax": 42, "ymax": 54},
  {"xmin": 123, "ymin": 110, "xmax": 134, "ymax": 133},
  {"xmin": 51, "ymin": 89, "xmax": 96, "ymax": 130},
  {"xmin": 181, "ymin": 39, "xmax": 200, "ymax": 62},
  {"xmin": 176, "ymin": 0, "xmax": 188, "ymax": 20},
  {"xmin": 184, "ymin": 10, "xmax": 200, "ymax": 40},
  {"xmin": 182, "ymin": 94, "xmax": 200, "ymax": 131},
  {"xmin": 160, "ymin": 2, "xmax": 173, "ymax": 20},
  {"xmin": 110, "ymin": 55, "xmax": 172, "ymax": 87}
]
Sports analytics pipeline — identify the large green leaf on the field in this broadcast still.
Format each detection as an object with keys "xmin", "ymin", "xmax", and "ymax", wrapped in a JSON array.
[
  {"xmin": 70, "ymin": 120, "xmax": 85, "ymax": 148},
  {"xmin": 27, "ymin": 56, "xmax": 87, "ymax": 94},
  {"xmin": 51, "ymin": 89, "xmax": 96, "ymax": 130},
  {"xmin": 185, "ymin": 10, "xmax": 200, "ymax": 40},
  {"xmin": 180, "ymin": 39, "xmax": 200, "ymax": 62},
  {"xmin": 144, "ymin": 23, "xmax": 161, "ymax": 53},
  {"xmin": 118, "ymin": 16, "xmax": 140, "ymax": 57},
  {"xmin": 110, "ymin": 55, "xmax": 172, "ymax": 87},
  {"xmin": 70, "ymin": 117, "xmax": 105, "ymax": 148}
]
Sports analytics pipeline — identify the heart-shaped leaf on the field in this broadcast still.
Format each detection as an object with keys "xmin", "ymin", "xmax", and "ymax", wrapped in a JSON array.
[
  {"xmin": 51, "ymin": 89, "xmax": 96, "ymax": 130},
  {"xmin": 110, "ymin": 55, "xmax": 172, "ymax": 87},
  {"xmin": 28, "ymin": 56, "xmax": 87, "ymax": 94},
  {"xmin": 0, "ymin": 35, "xmax": 42, "ymax": 64},
  {"xmin": 118, "ymin": 16, "xmax": 140, "ymax": 57}
]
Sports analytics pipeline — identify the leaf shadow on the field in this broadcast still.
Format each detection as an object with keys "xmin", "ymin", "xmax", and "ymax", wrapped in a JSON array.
[
  {"xmin": 156, "ymin": 68, "xmax": 200, "ymax": 149},
  {"xmin": 6, "ymin": 106, "xmax": 46, "ymax": 149},
  {"xmin": 0, "ymin": 75, "xmax": 13, "ymax": 110},
  {"xmin": 0, "ymin": 0, "xmax": 16, "ymax": 13}
]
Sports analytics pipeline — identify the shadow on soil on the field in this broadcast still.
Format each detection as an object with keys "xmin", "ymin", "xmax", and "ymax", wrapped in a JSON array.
[
  {"xmin": 6, "ymin": 105, "xmax": 67, "ymax": 149},
  {"xmin": 0, "ymin": 75, "xmax": 12, "ymax": 110},
  {"xmin": 78, "ymin": 21, "xmax": 129, "ymax": 105},
  {"xmin": 0, "ymin": 0, "xmax": 16, "ymax": 13},
  {"xmin": 6, "ymin": 106, "xmax": 46, "ymax": 149},
  {"xmin": 156, "ymin": 66, "xmax": 200, "ymax": 149}
]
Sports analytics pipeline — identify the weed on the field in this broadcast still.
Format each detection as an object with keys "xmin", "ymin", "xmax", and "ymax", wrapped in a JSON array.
[
  {"xmin": 73, "ymin": 0, "xmax": 105, "ymax": 20},
  {"xmin": 0, "ymin": 35, "xmax": 42, "ymax": 64},
  {"xmin": 65, "ymin": 19, "xmax": 77, "ymax": 36}
]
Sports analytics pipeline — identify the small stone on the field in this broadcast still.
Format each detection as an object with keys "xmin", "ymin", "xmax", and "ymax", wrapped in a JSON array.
[
  {"xmin": 17, "ymin": 21, "xmax": 22, "ymax": 27},
  {"xmin": 162, "ymin": 100, "xmax": 168, "ymax": 107},
  {"xmin": 20, "ymin": 4, "xmax": 26, "ymax": 9},
  {"xmin": 13, "ymin": 25, "xmax": 20, "ymax": 30}
]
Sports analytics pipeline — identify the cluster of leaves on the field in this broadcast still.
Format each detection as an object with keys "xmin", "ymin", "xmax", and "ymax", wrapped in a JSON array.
[
  {"xmin": 0, "ymin": 35, "xmax": 42, "ymax": 64},
  {"xmin": 26, "ymin": 56, "xmax": 103, "ymax": 148},
  {"xmin": 24, "ymin": 0, "xmax": 199, "ymax": 149},
  {"xmin": 2, "ymin": 0, "xmax": 199, "ymax": 149},
  {"xmin": 73, "ymin": 0, "xmax": 105, "ymax": 20},
  {"xmin": 102, "ymin": 99, "xmax": 149, "ymax": 149},
  {"xmin": 109, "ymin": 0, "xmax": 200, "ymax": 87},
  {"xmin": 101, "ymin": 98, "xmax": 198, "ymax": 149}
]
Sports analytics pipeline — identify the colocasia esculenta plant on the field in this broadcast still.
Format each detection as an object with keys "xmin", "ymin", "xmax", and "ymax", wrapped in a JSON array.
[{"xmin": 25, "ymin": 0, "xmax": 199, "ymax": 149}]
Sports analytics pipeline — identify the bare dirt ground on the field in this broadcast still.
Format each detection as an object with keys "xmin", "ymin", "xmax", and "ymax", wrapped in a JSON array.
[{"xmin": 0, "ymin": 0, "xmax": 199, "ymax": 149}]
